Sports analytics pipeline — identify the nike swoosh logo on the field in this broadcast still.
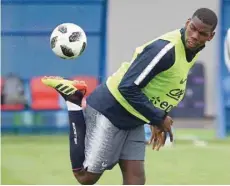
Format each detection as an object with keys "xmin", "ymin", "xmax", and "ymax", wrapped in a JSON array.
[{"xmin": 180, "ymin": 78, "xmax": 187, "ymax": 84}]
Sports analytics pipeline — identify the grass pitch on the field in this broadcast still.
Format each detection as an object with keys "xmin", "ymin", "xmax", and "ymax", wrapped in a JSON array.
[{"xmin": 1, "ymin": 129, "xmax": 230, "ymax": 185}]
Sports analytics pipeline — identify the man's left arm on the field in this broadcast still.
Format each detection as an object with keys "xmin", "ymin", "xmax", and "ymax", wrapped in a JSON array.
[{"xmin": 118, "ymin": 39, "xmax": 175, "ymax": 126}]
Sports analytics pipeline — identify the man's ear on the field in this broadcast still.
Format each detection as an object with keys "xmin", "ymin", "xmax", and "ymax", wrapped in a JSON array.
[
  {"xmin": 208, "ymin": 32, "xmax": 215, "ymax": 41},
  {"xmin": 185, "ymin": 18, "xmax": 191, "ymax": 28}
]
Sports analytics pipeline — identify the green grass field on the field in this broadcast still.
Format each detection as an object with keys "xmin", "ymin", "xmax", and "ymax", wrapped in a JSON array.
[{"xmin": 1, "ymin": 129, "xmax": 230, "ymax": 185}]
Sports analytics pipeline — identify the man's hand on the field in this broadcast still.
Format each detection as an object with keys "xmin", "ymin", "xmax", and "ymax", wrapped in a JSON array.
[{"xmin": 149, "ymin": 116, "xmax": 174, "ymax": 151}]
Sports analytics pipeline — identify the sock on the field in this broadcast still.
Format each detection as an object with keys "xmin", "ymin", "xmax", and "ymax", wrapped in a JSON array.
[
  {"xmin": 63, "ymin": 90, "xmax": 84, "ymax": 107},
  {"xmin": 66, "ymin": 101, "xmax": 86, "ymax": 172}
]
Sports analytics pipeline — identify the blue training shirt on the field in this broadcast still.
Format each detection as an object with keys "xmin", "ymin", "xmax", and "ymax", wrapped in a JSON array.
[{"xmin": 86, "ymin": 29, "xmax": 203, "ymax": 129}]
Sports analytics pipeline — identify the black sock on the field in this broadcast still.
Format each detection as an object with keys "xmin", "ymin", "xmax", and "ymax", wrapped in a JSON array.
[
  {"xmin": 66, "ymin": 101, "xmax": 86, "ymax": 172},
  {"xmin": 61, "ymin": 90, "xmax": 84, "ymax": 107}
]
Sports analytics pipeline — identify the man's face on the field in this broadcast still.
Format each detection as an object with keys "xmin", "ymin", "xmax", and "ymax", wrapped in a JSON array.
[{"xmin": 185, "ymin": 16, "xmax": 215, "ymax": 50}]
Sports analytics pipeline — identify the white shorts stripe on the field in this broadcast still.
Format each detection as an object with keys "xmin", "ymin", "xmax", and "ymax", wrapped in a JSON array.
[{"xmin": 134, "ymin": 43, "xmax": 174, "ymax": 86}]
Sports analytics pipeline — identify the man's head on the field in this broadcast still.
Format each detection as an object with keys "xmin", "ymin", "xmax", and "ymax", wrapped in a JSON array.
[{"xmin": 184, "ymin": 8, "xmax": 218, "ymax": 50}]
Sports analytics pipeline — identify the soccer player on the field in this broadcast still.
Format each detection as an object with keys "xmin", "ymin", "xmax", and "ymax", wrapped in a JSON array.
[{"xmin": 42, "ymin": 8, "xmax": 218, "ymax": 185}]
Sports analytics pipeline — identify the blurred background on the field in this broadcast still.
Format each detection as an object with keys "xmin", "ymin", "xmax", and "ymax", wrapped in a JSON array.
[{"xmin": 1, "ymin": 0, "xmax": 230, "ymax": 185}]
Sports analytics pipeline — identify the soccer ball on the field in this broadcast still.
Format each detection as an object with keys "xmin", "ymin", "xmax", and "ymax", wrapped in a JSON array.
[{"xmin": 50, "ymin": 23, "xmax": 87, "ymax": 59}]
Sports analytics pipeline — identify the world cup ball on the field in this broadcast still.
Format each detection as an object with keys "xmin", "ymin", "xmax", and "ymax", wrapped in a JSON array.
[{"xmin": 50, "ymin": 23, "xmax": 87, "ymax": 59}]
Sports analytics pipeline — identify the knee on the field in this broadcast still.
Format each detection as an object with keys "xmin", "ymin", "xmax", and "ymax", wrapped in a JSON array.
[
  {"xmin": 77, "ymin": 177, "xmax": 97, "ymax": 185},
  {"xmin": 124, "ymin": 174, "xmax": 145, "ymax": 185},
  {"xmin": 73, "ymin": 171, "xmax": 101, "ymax": 185},
  {"xmin": 123, "ymin": 169, "xmax": 146, "ymax": 185},
  {"xmin": 137, "ymin": 174, "xmax": 146, "ymax": 185}
]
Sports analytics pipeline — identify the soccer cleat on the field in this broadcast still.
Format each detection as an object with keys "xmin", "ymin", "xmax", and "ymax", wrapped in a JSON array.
[{"xmin": 41, "ymin": 76, "xmax": 87, "ymax": 102}]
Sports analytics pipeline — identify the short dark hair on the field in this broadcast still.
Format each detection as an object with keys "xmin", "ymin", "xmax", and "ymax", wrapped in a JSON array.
[{"xmin": 192, "ymin": 8, "xmax": 218, "ymax": 31}]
